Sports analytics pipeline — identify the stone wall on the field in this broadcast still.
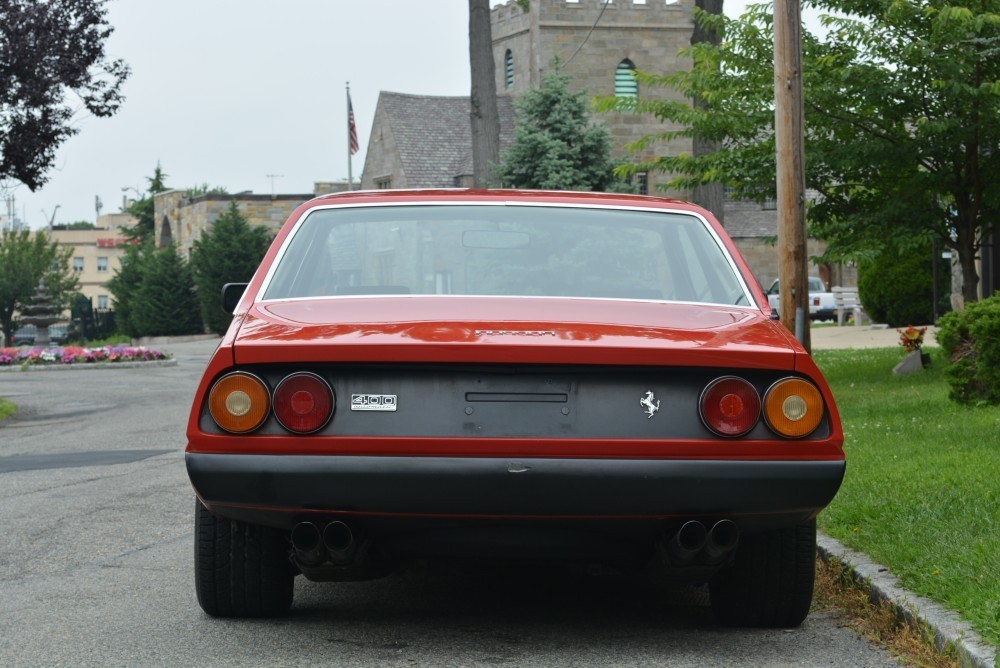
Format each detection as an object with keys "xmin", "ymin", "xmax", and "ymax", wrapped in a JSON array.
[{"xmin": 154, "ymin": 192, "xmax": 312, "ymax": 258}]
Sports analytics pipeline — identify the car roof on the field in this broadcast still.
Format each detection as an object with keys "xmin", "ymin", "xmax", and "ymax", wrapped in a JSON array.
[{"xmin": 307, "ymin": 188, "xmax": 700, "ymax": 211}]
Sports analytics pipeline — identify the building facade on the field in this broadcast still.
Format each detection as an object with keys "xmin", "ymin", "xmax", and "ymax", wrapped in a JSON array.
[{"xmin": 50, "ymin": 212, "xmax": 138, "ymax": 311}]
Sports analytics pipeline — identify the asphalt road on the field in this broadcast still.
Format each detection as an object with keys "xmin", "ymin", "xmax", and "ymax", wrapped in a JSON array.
[{"xmin": 0, "ymin": 339, "xmax": 900, "ymax": 667}]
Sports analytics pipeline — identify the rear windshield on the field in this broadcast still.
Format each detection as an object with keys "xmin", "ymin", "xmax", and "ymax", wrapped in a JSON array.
[{"xmin": 263, "ymin": 204, "xmax": 749, "ymax": 306}]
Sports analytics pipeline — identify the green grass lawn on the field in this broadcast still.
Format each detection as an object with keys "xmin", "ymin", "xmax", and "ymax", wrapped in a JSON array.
[
  {"xmin": 0, "ymin": 397, "xmax": 15, "ymax": 422},
  {"xmin": 814, "ymin": 347, "xmax": 1000, "ymax": 647}
]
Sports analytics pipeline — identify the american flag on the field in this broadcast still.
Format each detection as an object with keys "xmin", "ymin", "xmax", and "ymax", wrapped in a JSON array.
[{"xmin": 348, "ymin": 93, "xmax": 359, "ymax": 155}]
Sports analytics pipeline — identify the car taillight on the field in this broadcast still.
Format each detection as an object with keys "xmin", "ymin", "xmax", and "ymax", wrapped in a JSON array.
[
  {"xmin": 763, "ymin": 377, "xmax": 824, "ymax": 438},
  {"xmin": 208, "ymin": 372, "xmax": 270, "ymax": 434},
  {"xmin": 273, "ymin": 372, "xmax": 335, "ymax": 434},
  {"xmin": 699, "ymin": 376, "xmax": 761, "ymax": 437}
]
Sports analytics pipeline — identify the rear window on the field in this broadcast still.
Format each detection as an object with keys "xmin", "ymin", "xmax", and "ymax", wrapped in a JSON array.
[{"xmin": 263, "ymin": 204, "xmax": 749, "ymax": 306}]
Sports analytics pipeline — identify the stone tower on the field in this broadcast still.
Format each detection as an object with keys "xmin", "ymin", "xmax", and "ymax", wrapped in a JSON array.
[{"xmin": 490, "ymin": 0, "xmax": 696, "ymax": 196}]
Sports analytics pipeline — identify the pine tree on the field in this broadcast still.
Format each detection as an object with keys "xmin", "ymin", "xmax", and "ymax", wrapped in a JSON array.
[
  {"xmin": 106, "ymin": 243, "xmax": 151, "ymax": 338},
  {"xmin": 191, "ymin": 202, "xmax": 272, "ymax": 335},
  {"xmin": 129, "ymin": 247, "xmax": 202, "ymax": 337},
  {"xmin": 495, "ymin": 70, "xmax": 616, "ymax": 191}
]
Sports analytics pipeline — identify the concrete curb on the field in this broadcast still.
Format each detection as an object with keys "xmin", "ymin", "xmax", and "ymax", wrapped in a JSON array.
[
  {"xmin": 818, "ymin": 533, "xmax": 997, "ymax": 668},
  {"xmin": 0, "ymin": 359, "xmax": 177, "ymax": 373}
]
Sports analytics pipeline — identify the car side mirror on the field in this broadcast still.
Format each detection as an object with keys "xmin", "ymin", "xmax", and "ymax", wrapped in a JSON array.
[{"xmin": 221, "ymin": 283, "xmax": 249, "ymax": 314}]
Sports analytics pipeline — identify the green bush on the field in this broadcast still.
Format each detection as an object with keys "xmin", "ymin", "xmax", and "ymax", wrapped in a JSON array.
[
  {"xmin": 936, "ymin": 293, "xmax": 1000, "ymax": 405},
  {"xmin": 856, "ymin": 243, "xmax": 946, "ymax": 327}
]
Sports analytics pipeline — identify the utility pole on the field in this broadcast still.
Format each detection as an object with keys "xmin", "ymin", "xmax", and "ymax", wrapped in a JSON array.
[{"xmin": 774, "ymin": 0, "xmax": 810, "ymax": 353}]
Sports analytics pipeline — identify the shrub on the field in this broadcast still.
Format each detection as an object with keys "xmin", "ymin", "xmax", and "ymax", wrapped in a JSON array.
[
  {"xmin": 936, "ymin": 293, "xmax": 1000, "ymax": 405},
  {"xmin": 856, "ymin": 243, "xmax": 947, "ymax": 327}
]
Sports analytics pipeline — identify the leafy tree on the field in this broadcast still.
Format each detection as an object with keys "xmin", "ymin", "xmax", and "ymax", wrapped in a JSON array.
[
  {"xmin": 123, "ymin": 163, "xmax": 169, "ymax": 243},
  {"xmin": 129, "ymin": 247, "xmax": 202, "ymax": 337},
  {"xmin": 469, "ymin": 0, "xmax": 501, "ymax": 187},
  {"xmin": 191, "ymin": 202, "xmax": 272, "ymax": 335},
  {"xmin": 600, "ymin": 0, "xmax": 1000, "ymax": 303},
  {"xmin": 106, "ymin": 242, "xmax": 152, "ymax": 338},
  {"xmin": 0, "ymin": 0, "xmax": 129, "ymax": 190},
  {"xmin": 0, "ymin": 229, "xmax": 79, "ymax": 343},
  {"xmin": 495, "ymin": 69, "xmax": 616, "ymax": 191}
]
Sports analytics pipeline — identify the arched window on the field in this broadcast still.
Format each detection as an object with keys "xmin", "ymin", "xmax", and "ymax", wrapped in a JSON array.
[
  {"xmin": 504, "ymin": 49, "xmax": 514, "ymax": 89},
  {"xmin": 159, "ymin": 216, "xmax": 173, "ymax": 248},
  {"xmin": 615, "ymin": 58, "xmax": 638, "ymax": 98}
]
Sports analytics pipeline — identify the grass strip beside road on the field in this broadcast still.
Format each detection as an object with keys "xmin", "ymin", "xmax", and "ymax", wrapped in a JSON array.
[
  {"xmin": 0, "ymin": 398, "xmax": 14, "ymax": 422},
  {"xmin": 813, "ymin": 557, "xmax": 959, "ymax": 667},
  {"xmin": 814, "ymin": 347, "xmax": 1000, "ymax": 648}
]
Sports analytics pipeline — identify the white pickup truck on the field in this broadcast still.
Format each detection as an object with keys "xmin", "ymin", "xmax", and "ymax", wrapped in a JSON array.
[{"xmin": 765, "ymin": 276, "xmax": 837, "ymax": 322}]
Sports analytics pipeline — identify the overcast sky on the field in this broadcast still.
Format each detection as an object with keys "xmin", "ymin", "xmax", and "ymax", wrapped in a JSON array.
[{"xmin": 10, "ymin": 0, "xmax": 793, "ymax": 228}]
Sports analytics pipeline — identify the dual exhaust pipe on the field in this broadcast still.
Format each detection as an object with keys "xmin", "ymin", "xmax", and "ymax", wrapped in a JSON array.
[
  {"xmin": 291, "ymin": 520, "xmax": 356, "ymax": 567},
  {"xmin": 664, "ymin": 519, "xmax": 740, "ymax": 566}
]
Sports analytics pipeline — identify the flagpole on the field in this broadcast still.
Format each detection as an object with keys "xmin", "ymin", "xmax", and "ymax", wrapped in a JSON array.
[{"xmin": 346, "ymin": 82, "xmax": 353, "ymax": 191}]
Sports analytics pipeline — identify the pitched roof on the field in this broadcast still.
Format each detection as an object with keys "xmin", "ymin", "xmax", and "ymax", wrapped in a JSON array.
[
  {"xmin": 379, "ymin": 92, "xmax": 517, "ymax": 187},
  {"xmin": 723, "ymin": 205, "xmax": 778, "ymax": 238}
]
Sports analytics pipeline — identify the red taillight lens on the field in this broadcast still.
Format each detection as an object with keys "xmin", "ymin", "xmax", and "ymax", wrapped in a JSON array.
[
  {"xmin": 699, "ymin": 376, "xmax": 761, "ymax": 437},
  {"xmin": 208, "ymin": 372, "xmax": 270, "ymax": 434},
  {"xmin": 273, "ymin": 372, "xmax": 335, "ymax": 434}
]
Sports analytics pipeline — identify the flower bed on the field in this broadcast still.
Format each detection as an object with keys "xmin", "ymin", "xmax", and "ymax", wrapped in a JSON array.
[{"xmin": 0, "ymin": 345, "xmax": 171, "ymax": 367}]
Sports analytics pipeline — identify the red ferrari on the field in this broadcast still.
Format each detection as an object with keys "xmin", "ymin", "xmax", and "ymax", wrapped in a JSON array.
[{"xmin": 186, "ymin": 189, "xmax": 844, "ymax": 624}]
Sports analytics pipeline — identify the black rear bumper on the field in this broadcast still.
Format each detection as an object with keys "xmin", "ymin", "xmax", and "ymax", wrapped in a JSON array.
[{"xmin": 187, "ymin": 453, "xmax": 845, "ymax": 533}]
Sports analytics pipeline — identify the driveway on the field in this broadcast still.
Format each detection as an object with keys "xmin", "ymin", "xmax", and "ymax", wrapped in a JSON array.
[{"xmin": 0, "ymin": 338, "xmax": 900, "ymax": 666}]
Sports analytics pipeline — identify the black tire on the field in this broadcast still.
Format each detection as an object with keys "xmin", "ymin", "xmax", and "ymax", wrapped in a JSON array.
[
  {"xmin": 194, "ymin": 500, "xmax": 295, "ymax": 617},
  {"xmin": 709, "ymin": 520, "xmax": 816, "ymax": 628}
]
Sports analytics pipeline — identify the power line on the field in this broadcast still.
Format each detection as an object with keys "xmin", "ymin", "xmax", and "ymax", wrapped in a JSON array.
[{"xmin": 561, "ymin": 0, "xmax": 611, "ymax": 69}]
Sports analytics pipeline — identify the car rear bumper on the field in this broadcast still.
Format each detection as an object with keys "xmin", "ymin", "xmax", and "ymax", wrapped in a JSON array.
[{"xmin": 187, "ymin": 453, "xmax": 845, "ymax": 532}]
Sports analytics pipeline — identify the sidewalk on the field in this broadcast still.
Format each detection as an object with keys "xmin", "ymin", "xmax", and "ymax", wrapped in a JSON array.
[{"xmin": 810, "ymin": 324, "xmax": 938, "ymax": 350}]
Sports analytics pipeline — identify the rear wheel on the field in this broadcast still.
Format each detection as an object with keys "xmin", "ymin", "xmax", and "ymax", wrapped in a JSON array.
[
  {"xmin": 709, "ymin": 520, "xmax": 816, "ymax": 627},
  {"xmin": 194, "ymin": 500, "xmax": 295, "ymax": 617}
]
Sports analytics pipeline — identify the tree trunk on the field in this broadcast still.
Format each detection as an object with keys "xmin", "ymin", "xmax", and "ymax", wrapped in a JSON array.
[
  {"xmin": 469, "ymin": 0, "xmax": 501, "ymax": 188},
  {"xmin": 692, "ymin": 0, "xmax": 725, "ymax": 225},
  {"xmin": 955, "ymin": 225, "xmax": 980, "ymax": 305}
]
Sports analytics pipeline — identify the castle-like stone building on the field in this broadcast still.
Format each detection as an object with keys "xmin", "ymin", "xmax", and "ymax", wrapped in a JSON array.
[
  {"xmin": 362, "ymin": 0, "xmax": 694, "ymax": 196},
  {"xmin": 490, "ymin": 0, "xmax": 694, "ymax": 195},
  {"xmin": 152, "ymin": 181, "xmax": 351, "ymax": 259},
  {"xmin": 357, "ymin": 0, "xmax": 853, "ymax": 288}
]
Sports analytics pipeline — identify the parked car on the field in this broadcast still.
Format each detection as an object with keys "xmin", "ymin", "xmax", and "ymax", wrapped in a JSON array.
[
  {"xmin": 186, "ymin": 189, "xmax": 845, "ymax": 625},
  {"xmin": 12, "ymin": 324, "xmax": 68, "ymax": 346},
  {"xmin": 766, "ymin": 276, "xmax": 838, "ymax": 322}
]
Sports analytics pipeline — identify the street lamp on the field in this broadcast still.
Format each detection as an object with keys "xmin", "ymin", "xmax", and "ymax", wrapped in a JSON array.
[
  {"xmin": 42, "ymin": 205, "xmax": 60, "ymax": 232},
  {"xmin": 121, "ymin": 186, "xmax": 143, "ymax": 211}
]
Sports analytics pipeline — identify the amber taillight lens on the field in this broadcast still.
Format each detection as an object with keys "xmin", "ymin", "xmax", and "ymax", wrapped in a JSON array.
[
  {"xmin": 273, "ymin": 372, "xmax": 335, "ymax": 434},
  {"xmin": 208, "ymin": 372, "xmax": 270, "ymax": 434},
  {"xmin": 699, "ymin": 376, "xmax": 761, "ymax": 437},
  {"xmin": 763, "ymin": 377, "xmax": 824, "ymax": 438}
]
